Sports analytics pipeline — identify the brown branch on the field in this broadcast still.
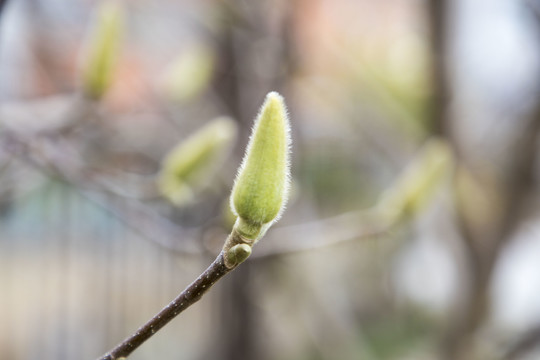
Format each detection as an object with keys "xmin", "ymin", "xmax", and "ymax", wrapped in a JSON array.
[
  {"xmin": 97, "ymin": 250, "xmax": 232, "ymax": 360},
  {"xmin": 97, "ymin": 226, "xmax": 253, "ymax": 359}
]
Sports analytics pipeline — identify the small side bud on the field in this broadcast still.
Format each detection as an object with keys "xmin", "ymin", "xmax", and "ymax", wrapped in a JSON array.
[
  {"xmin": 230, "ymin": 92, "xmax": 291, "ymax": 240},
  {"xmin": 227, "ymin": 244, "xmax": 252, "ymax": 267},
  {"xmin": 159, "ymin": 117, "xmax": 238, "ymax": 206},
  {"xmin": 377, "ymin": 138, "xmax": 452, "ymax": 222},
  {"xmin": 81, "ymin": 1, "xmax": 124, "ymax": 99}
]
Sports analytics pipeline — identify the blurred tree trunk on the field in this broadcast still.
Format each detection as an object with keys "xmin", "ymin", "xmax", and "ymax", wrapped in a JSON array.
[
  {"xmin": 428, "ymin": 0, "xmax": 451, "ymax": 139},
  {"xmin": 217, "ymin": 262, "xmax": 258, "ymax": 360},
  {"xmin": 428, "ymin": 1, "xmax": 540, "ymax": 359},
  {"xmin": 0, "ymin": 0, "xmax": 8, "ymax": 16},
  {"xmin": 208, "ymin": 1, "xmax": 296, "ymax": 359}
]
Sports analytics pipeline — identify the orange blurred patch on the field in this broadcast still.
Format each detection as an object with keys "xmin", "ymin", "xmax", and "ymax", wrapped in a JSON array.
[{"xmin": 103, "ymin": 54, "xmax": 156, "ymax": 112}]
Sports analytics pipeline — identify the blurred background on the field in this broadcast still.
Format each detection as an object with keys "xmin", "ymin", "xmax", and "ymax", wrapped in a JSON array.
[{"xmin": 1, "ymin": 0, "xmax": 540, "ymax": 359}]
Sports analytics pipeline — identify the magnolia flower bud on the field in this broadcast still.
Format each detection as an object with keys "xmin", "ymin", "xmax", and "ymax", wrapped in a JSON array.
[
  {"xmin": 81, "ymin": 1, "xmax": 124, "ymax": 99},
  {"xmin": 230, "ymin": 92, "xmax": 291, "ymax": 240},
  {"xmin": 377, "ymin": 138, "xmax": 452, "ymax": 221},
  {"xmin": 159, "ymin": 117, "xmax": 237, "ymax": 206}
]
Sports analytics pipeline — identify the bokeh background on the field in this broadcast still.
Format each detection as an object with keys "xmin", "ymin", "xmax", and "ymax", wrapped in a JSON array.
[{"xmin": 1, "ymin": 0, "xmax": 540, "ymax": 359}]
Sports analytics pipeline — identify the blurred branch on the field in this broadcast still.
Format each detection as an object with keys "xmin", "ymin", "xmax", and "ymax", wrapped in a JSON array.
[
  {"xmin": 0, "ymin": 108, "xmax": 446, "ymax": 262},
  {"xmin": 504, "ymin": 325, "xmax": 540, "ymax": 360},
  {"xmin": 253, "ymin": 210, "xmax": 392, "ymax": 259},
  {"xmin": 0, "ymin": 114, "xmax": 393, "ymax": 261},
  {"xmin": 0, "ymin": 129, "xmax": 204, "ymax": 256},
  {"xmin": 78, "ymin": 190, "xmax": 204, "ymax": 256},
  {"xmin": 0, "ymin": 94, "xmax": 99, "ymax": 135}
]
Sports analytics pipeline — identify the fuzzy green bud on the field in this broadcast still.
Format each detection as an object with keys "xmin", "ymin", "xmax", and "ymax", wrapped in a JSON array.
[
  {"xmin": 377, "ymin": 138, "xmax": 452, "ymax": 222},
  {"xmin": 230, "ymin": 92, "xmax": 291, "ymax": 240},
  {"xmin": 81, "ymin": 1, "xmax": 124, "ymax": 99},
  {"xmin": 159, "ymin": 117, "xmax": 238, "ymax": 206}
]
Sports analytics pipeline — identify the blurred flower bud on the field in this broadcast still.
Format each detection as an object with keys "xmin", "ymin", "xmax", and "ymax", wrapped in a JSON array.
[
  {"xmin": 161, "ymin": 45, "xmax": 215, "ymax": 102},
  {"xmin": 230, "ymin": 92, "xmax": 291, "ymax": 240},
  {"xmin": 81, "ymin": 1, "xmax": 124, "ymax": 99},
  {"xmin": 158, "ymin": 117, "xmax": 238, "ymax": 206},
  {"xmin": 377, "ymin": 138, "xmax": 452, "ymax": 222}
]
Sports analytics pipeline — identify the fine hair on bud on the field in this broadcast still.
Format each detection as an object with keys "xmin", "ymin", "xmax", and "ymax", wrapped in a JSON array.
[{"xmin": 230, "ymin": 91, "xmax": 291, "ymax": 239}]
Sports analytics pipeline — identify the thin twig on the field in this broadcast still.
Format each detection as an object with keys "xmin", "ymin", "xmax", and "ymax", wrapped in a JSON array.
[
  {"xmin": 98, "ymin": 252, "xmax": 229, "ymax": 359},
  {"xmin": 97, "ymin": 228, "xmax": 247, "ymax": 360}
]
